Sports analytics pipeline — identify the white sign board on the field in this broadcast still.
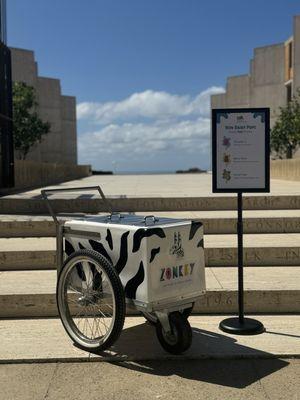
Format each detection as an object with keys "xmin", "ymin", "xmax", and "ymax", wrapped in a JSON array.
[{"xmin": 212, "ymin": 108, "xmax": 270, "ymax": 193}]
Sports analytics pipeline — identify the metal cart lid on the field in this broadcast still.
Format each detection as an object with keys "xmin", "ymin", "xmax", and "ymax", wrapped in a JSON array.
[
  {"xmin": 41, "ymin": 186, "xmax": 192, "ymax": 227},
  {"xmin": 82, "ymin": 214, "xmax": 188, "ymax": 227}
]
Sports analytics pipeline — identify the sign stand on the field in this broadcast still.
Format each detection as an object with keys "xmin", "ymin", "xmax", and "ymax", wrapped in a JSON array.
[
  {"xmin": 219, "ymin": 191, "xmax": 264, "ymax": 334},
  {"xmin": 212, "ymin": 108, "xmax": 270, "ymax": 336}
]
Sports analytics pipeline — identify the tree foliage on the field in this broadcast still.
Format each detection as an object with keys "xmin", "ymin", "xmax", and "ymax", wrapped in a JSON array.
[
  {"xmin": 271, "ymin": 89, "xmax": 300, "ymax": 159},
  {"xmin": 12, "ymin": 82, "xmax": 51, "ymax": 160}
]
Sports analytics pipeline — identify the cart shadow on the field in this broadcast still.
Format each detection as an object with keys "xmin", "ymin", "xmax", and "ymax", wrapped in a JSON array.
[{"xmin": 89, "ymin": 321, "xmax": 288, "ymax": 389}]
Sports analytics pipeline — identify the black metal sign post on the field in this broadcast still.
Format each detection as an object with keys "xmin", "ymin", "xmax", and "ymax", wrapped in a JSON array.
[
  {"xmin": 212, "ymin": 108, "xmax": 269, "ymax": 335},
  {"xmin": 219, "ymin": 191, "xmax": 264, "ymax": 334}
]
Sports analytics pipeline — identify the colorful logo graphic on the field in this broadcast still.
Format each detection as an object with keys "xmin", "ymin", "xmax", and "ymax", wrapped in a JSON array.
[
  {"xmin": 223, "ymin": 153, "xmax": 231, "ymax": 165},
  {"xmin": 160, "ymin": 263, "xmax": 195, "ymax": 282},
  {"xmin": 169, "ymin": 232, "xmax": 184, "ymax": 258},
  {"xmin": 222, "ymin": 169, "xmax": 231, "ymax": 182},
  {"xmin": 222, "ymin": 136, "xmax": 231, "ymax": 149}
]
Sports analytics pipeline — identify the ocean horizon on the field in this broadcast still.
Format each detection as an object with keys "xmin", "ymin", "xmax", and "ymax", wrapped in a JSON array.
[
  {"xmin": 113, "ymin": 170, "xmax": 210, "ymax": 175},
  {"xmin": 115, "ymin": 171, "xmax": 175, "ymax": 175}
]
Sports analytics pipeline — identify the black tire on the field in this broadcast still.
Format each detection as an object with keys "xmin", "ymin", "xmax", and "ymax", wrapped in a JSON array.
[
  {"xmin": 142, "ymin": 304, "xmax": 194, "ymax": 325},
  {"xmin": 56, "ymin": 249, "xmax": 125, "ymax": 352},
  {"xmin": 156, "ymin": 312, "xmax": 192, "ymax": 354}
]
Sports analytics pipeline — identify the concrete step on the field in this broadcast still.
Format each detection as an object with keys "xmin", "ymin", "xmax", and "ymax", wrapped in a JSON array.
[
  {"xmin": 0, "ymin": 237, "xmax": 56, "ymax": 270},
  {"xmin": 0, "ymin": 234, "xmax": 299, "ymax": 270},
  {"xmin": 0, "ymin": 215, "xmax": 56, "ymax": 237},
  {"xmin": 1, "ymin": 194, "xmax": 300, "ymax": 214},
  {"xmin": 0, "ymin": 267, "xmax": 299, "ymax": 317},
  {"xmin": 0, "ymin": 315, "xmax": 299, "ymax": 363},
  {"xmin": 1, "ymin": 210, "xmax": 300, "ymax": 237}
]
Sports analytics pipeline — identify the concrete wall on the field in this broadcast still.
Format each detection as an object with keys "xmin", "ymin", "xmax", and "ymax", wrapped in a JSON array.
[
  {"xmin": 211, "ymin": 75, "xmax": 250, "ymax": 109},
  {"xmin": 60, "ymin": 96, "xmax": 78, "ymax": 164},
  {"xmin": 211, "ymin": 16, "xmax": 300, "ymax": 160},
  {"xmin": 10, "ymin": 47, "xmax": 77, "ymax": 165},
  {"xmin": 226, "ymin": 75, "xmax": 250, "ymax": 107},
  {"xmin": 250, "ymin": 44, "xmax": 286, "ymax": 127},
  {"xmin": 271, "ymin": 158, "xmax": 300, "ymax": 181},
  {"xmin": 211, "ymin": 92, "xmax": 227, "ymax": 109},
  {"xmin": 13, "ymin": 160, "xmax": 91, "ymax": 190},
  {"xmin": 212, "ymin": 43, "xmax": 286, "ymax": 127},
  {"xmin": 293, "ymin": 16, "xmax": 300, "ymax": 91},
  {"xmin": 10, "ymin": 48, "xmax": 38, "ymax": 88}
]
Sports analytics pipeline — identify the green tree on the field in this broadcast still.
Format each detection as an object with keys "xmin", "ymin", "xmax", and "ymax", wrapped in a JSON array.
[
  {"xmin": 12, "ymin": 82, "xmax": 50, "ymax": 160},
  {"xmin": 271, "ymin": 89, "xmax": 300, "ymax": 159}
]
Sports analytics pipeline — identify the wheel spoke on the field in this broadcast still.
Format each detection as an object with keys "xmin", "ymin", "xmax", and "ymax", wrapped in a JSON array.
[{"xmin": 65, "ymin": 265, "xmax": 114, "ymax": 339}]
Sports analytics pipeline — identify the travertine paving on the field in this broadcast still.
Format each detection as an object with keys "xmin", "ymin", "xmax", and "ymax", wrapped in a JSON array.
[
  {"xmin": 4, "ymin": 174, "xmax": 300, "ymax": 198},
  {"xmin": 0, "ymin": 315, "xmax": 299, "ymax": 363},
  {"xmin": 0, "ymin": 173, "xmax": 299, "ymax": 388}
]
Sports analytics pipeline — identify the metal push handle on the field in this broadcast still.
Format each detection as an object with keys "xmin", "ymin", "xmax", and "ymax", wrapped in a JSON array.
[{"xmin": 41, "ymin": 186, "xmax": 113, "ymax": 225}]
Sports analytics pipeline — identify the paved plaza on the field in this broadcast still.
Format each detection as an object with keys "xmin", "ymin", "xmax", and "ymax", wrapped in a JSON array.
[
  {"xmin": 5, "ymin": 173, "xmax": 300, "ymax": 198},
  {"xmin": 1, "ymin": 173, "xmax": 300, "ymax": 399},
  {"xmin": 0, "ymin": 316, "xmax": 300, "ymax": 399},
  {"xmin": 1, "ymin": 358, "xmax": 299, "ymax": 400}
]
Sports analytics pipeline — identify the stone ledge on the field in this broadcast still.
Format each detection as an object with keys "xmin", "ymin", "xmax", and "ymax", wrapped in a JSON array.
[
  {"xmin": 0, "ymin": 290, "xmax": 298, "ymax": 318},
  {"xmin": 1, "ymin": 195, "xmax": 300, "ymax": 214},
  {"xmin": 1, "ymin": 215, "xmax": 300, "ymax": 236}
]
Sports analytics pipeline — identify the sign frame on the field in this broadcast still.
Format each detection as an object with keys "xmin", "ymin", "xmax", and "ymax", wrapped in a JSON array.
[{"xmin": 212, "ymin": 107, "xmax": 270, "ymax": 193}]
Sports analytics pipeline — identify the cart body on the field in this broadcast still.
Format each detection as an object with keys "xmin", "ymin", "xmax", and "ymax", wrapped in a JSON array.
[
  {"xmin": 41, "ymin": 186, "xmax": 206, "ymax": 354},
  {"xmin": 63, "ymin": 214, "xmax": 206, "ymax": 312}
]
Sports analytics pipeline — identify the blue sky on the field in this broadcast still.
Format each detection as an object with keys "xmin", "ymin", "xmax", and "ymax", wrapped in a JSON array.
[{"xmin": 7, "ymin": 0, "xmax": 300, "ymax": 172}]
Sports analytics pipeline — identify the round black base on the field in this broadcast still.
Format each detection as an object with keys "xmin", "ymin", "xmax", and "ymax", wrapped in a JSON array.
[{"xmin": 219, "ymin": 317, "xmax": 265, "ymax": 335}]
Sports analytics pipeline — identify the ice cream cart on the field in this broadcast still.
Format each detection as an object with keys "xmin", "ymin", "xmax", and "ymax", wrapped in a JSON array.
[{"xmin": 42, "ymin": 186, "xmax": 206, "ymax": 354}]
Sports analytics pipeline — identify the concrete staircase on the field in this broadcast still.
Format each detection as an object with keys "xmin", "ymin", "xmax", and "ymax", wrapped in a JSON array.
[{"xmin": 0, "ymin": 197, "xmax": 300, "ymax": 319}]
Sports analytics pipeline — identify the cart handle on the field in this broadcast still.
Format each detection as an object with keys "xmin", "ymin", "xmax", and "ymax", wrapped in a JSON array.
[
  {"xmin": 107, "ymin": 212, "xmax": 124, "ymax": 220},
  {"xmin": 144, "ymin": 215, "xmax": 159, "ymax": 225},
  {"xmin": 41, "ymin": 186, "xmax": 113, "ymax": 225}
]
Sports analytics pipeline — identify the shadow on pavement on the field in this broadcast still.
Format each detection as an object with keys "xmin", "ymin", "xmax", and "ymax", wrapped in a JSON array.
[{"xmin": 90, "ymin": 321, "xmax": 289, "ymax": 389}]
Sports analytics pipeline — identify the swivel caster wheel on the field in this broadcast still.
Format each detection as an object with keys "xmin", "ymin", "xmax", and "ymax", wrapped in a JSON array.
[{"xmin": 156, "ymin": 311, "xmax": 192, "ymax": 354}]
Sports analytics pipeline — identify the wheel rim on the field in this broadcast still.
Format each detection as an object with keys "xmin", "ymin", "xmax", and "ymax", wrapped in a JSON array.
[
  {"xmin": 162, "ymin": 325, "xmax": 178, "ymax": 345},
  {"xmin": 58, "ymin": 255, "xmax": 116, "ymax": 347}
]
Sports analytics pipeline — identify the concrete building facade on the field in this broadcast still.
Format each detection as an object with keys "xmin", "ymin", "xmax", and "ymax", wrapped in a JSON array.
[
  {"xmin": 211, "ymin": 15, "xmax": 300, "ymax": 157},
  {"xmin": 11, "ymin": 47, "xmax": 77, "ymax": 164}
]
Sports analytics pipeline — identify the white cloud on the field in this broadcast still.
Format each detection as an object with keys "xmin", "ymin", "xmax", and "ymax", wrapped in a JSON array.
[
  {"xmin": 77, "ymin": 86, "xmax": 224, "ymax": 171},
  {"xmin": 77, "ymin": 86, "xmax": 224, "ymax": 124}
]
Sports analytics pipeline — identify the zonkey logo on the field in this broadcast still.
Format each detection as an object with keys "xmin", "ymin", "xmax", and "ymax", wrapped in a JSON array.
[{"xmin": 160, "ymin": 263, "xmax": 195, "ymax": 281}]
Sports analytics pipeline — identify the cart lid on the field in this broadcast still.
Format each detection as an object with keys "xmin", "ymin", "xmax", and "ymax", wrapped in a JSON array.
[{"xmin": 80, "ymin": 214, "xmax": 189, "ymax": 227}]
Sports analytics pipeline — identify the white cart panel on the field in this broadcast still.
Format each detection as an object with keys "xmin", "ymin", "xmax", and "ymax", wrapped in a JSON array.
[{"xmin": 64, "ymin": 215, "xmax": 205, "ymax": 310}]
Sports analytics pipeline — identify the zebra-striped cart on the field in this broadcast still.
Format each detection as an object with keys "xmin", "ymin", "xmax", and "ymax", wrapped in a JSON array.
[{"xmin": 42, "ymin": 186, "xmax": 206, "ymax": 354}]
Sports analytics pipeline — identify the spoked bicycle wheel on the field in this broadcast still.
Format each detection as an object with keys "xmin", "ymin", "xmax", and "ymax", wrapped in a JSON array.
[{"xmin": 57, "ymin": 249, "xmax": 125, "ymax": 352}]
